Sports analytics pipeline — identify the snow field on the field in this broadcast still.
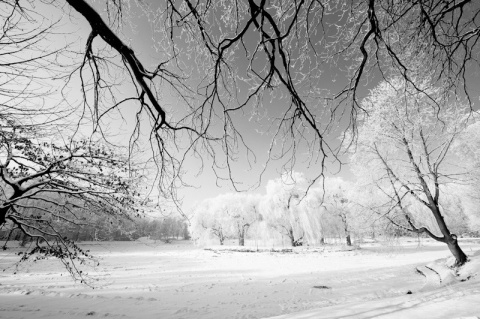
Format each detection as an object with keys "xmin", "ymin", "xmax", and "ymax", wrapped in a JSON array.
[{"xmin": 0, "ymin": 239, "xmax": 479, "ymax": 319}]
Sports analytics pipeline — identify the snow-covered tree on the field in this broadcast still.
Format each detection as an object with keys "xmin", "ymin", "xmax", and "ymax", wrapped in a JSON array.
[
  {"xmin": 321, "ymin": 178, "xmax": 360, "ymax": 246},
  {"xmin": 299, "ymin": 187, "xmax": 327, "ymax": 245},
  {"xmin": 190, "ymin": 198, "xmax": 230, "ymax": 245},
  {"xmin": 190, "ymin": 193, "xmax": 261, "ymax": 246},
  {"xmin": 260, "ymin": 172, "xmax": 309, "ymax": 247},
  {"xmin": 351, "ymin": 77, "xmax": 472, "ymax": 265},
  {"xmin": 223, "ymin": 193, "xmax": 261, "ymax": 246}
]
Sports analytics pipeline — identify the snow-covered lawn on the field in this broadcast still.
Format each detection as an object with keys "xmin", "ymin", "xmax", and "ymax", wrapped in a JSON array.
[{"xmin": 1, "ymin": 239, "xmax": 479, "ymax": 319}]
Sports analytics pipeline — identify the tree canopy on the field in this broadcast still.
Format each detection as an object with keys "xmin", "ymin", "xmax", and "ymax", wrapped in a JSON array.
[{"xmin": 3, "ymin": 0, "xmax": 479, "ymax": 194}]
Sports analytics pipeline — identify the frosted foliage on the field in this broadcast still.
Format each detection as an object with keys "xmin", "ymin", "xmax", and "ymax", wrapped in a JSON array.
[
  {"xmin": 191, "ymin": 173, "xmax": 387, "ymax": 247},
  {"xmin": 443, "ymin": 184, "xmax": 480, "ymax": 232},
  {"xmin": 189, "ymin": 193, "xmax": 261, "ymax": 246},
  {"xmin": 351, "ymin": 77, "xmax": 476, "ymax": 247},
  {"xmin": 321, "ymin": 178, "xmax": 367, "ymax": 242},
  {"xmin": 402, "ymin": 189, "xmax": 470, "ymax": 236},
  {"xmin": 352, "ymin": 78, "xmax": 469, "ymax": 186},
  {"xmin": 353, "ymin": 78, "xmax": 469, "ymax": 191},
  {"xmin": 452, "ymin": 120, "xmax": 480, "ymax": 231},
  {"xmin": 458, "ymin": 193, "xmax": 480, "ymax": 231},
  {"xmin": 456, "ymin": 121, "xmax": 480, "ymax": 165},
  {"xmin": 245, "ymin": 221, "xmax": 282, "ymax": 247},
  {"xmin": 352, "ymin": 186, "xmax": 394, "ymax": 237},
  {"xmin": 260, "ymin": 172, "xmax": 309, "ymax": 246},
  {"xmin": 299, "ymin": 187, "xmax": 325, "ymax": 244},
  {"xmin": 189, "ymin": 199, "xmax": 221, "ymax": 245},
  {"xmin": 217, "ymin": 193, "xmax": 261, "ymax": 245}
]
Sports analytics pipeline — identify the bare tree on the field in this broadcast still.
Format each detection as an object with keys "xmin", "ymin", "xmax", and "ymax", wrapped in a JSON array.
[
  {"xmin": 4, "ymin": 0, "xmax": 478, "ymax": 204},
  {"xmin": 161, "ymin": 0, "xmax": 480, "ymax": 180},
  {"xmin": 2, "ymin": 0, "xmax": 478, "ymax": 201},
  {"xmin": 47, "ymin": 0, "xmax": 480, "ymax": 194}
]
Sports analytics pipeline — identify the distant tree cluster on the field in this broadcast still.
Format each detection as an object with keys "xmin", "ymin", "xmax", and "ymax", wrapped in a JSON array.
[
  {"xmin": 132, "ymin": 217, "xmax": 190, "ymax": 242},
  {"xmin": 189, "ymin": 173, "xmax": 382, "ymax": 248},
  {"xmin": 1, "ymin": 214, "xmax": 190, "ymax": 245}
]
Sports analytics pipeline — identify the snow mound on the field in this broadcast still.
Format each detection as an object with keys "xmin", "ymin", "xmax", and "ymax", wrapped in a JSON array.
[
  {"xmin": 420, "ymin": 259, "xmax": 458, "ymax": 286},
  {"xmin": 266, "ymin": 251, "xmax": 480, "ymax": 319},
  {"xmin": 416, "ymin": 250, "xmax": 480, "ymax": 288},
  {"xmin": 458, "ymin": 250, "xmax": 480, "ymax": 281}
]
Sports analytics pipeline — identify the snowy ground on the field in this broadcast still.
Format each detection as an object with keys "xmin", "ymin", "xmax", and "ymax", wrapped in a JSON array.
[{"xmin": 1, "ymin": 238, "xmax": 479, "ymax": 319}]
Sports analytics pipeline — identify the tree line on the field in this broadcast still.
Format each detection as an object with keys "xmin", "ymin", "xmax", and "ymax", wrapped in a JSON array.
[{"xmin": 1, "ymin": 213, "xmax": 190, "ymax": 246}]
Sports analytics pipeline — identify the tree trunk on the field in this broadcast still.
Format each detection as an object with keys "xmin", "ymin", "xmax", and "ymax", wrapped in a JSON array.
[
  {"xmin": 430, "ymin": 206, "xmax": 468, "ymax": 266},
  {"xmin": 289, "ymin": 236, "xmax": 295, "ymax": 247},
  {"xmin": 0, "ymin": 206, "xmax": 8, "ymax": 226},
  {"xmin": 401, "ymin": 138, "xmax": 468, "ymax": 266},
  {"xmin": 20, "ymin": 234, "xmax": 29, "ymax": 247},
  {"xmin": 0, "ymin": 185, "xmax": 25, "ymax": 227},
  {"xmin": 446, "ymin": 235, "xmax": 467, "ymax": 266},
  {"xmin": 2, "ymin": 228, "xmax": 14, "ymax": 249},
  {"xmin": 340, "ymin": 213, "xmax": 351, "ymax": 246},
  {"xmin": 288, "ymin": 228, "xmax": 295, "ymax": 247},
  {"xmin": 238, "ymin": 228, "xmax": 245, "ymax": 246},
  {"xmin": 238, "ymin": 224, "xmax": 249, "ymax": 246},
  {"xmin": 412, "ymin": 209, "xmax": 468, "ymax": 266},
  {"xmin": 346, "ymin": 233, "xmax": 352, "ymax": 246}
]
